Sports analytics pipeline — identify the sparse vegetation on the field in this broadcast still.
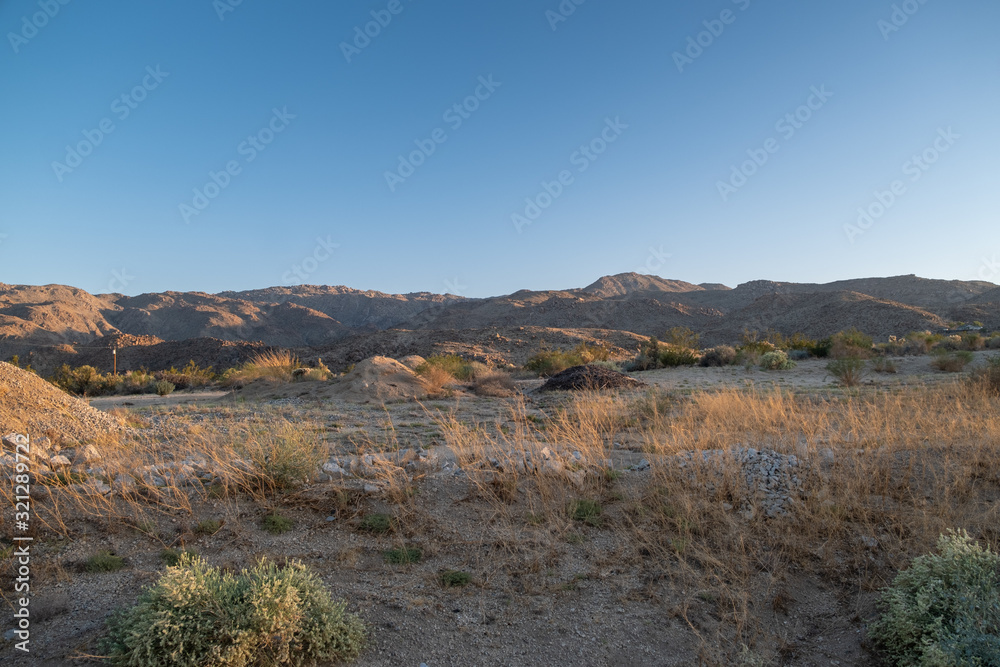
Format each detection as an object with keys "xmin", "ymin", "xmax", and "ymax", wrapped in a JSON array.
[
  {"xmin": 261, "ymin": 513, "xmax": 294, "ymax": 534},
  {"xmin": 931, "ymin": 349, "xmax": 974, "ymax": 372},
  {"xmin": 101, "ymin": 555, "xmax": 366, "ymax": 666},
  {"xmin": 86, "ymin": 550, "xmax": 125, "ymax": 573},
  {"xmin": 526, "ymin": 343, "xmax": 612, "ymax": 376},
  {"xmin": 194, "ymin": 519, "xmax": 222, "ymax": 536},
  {"xmin": 159, "ymin": 548, "xmax": 197, "ymax": 566},
  {"xmin": 758, "ymin": 350, "xmax": 795, "ymax": 371},
  {"xmin": 440, "ymin": 569, "xmax": 472, "ymax": 588},
  {"xmin": 569, "ymin": 499, "xmax": 603, "ymax": 527},
  {"xmin": 827, "ymin": 358, "xmax": 866, "ymax": 386},
  {"xmin": 872, "ymin": 356, "xmax": 899, "ymax": 374},
  {"xmin": 868, "ymin": 530, "xmax": 1000, "ymax": 667},
  {"xmin": 221, "ymin": 349, "xmax": 301, "ymax": 387},
  {"xmin": 830, "ymin": 327, "xmax": 874, "ymax": 359},
  {"xmin": 699, "ymin": 345, "xmax": 737, "ymax": 367},
  {"xmin": 358, "ymin": 513, "xmax": 393, "ymax": 534},
  {"xmin": 384, "ymin": 547, "xmax": 422, "ymax": 565}
]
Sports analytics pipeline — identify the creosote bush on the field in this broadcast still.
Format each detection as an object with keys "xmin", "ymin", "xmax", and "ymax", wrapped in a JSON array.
[
  {"xmin": 526, "ymin": 343, "xmax": 612, "ymax": 376},
  {"xmin": 931, "ymin": 349, "xmax": 975, "ymax": 372},
  {"xmin": 101, "ymin": 555, "xmax": 366, "ymax": 666},
  {"xmin": 827, "ymin": 358, "xmax": 866, "ymax": 387},
  {"xmin": 759, "ymin": 350, "xmax": 795, "ymax": 371},
  {"xmin": 868, "ymin": 530, "xmax": 1000, "ymax": 666},
  {"xmin": 154, "ymin": 380, "xmax": 175, "ymax": 396},
  {"xmin": 699, "ymin": 345, "xmax": 737, "ymax": 367}
]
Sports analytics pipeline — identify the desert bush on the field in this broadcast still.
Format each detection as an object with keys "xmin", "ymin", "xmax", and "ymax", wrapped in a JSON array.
[
  {"xmin": 221, "ymin": 350, "xmax": 300, "ymax": 386},
  {"xmin": 986, "ymin": 336, "xmax": 1000, "ymax": 350},
  {"xmin": 154, "ymin": 380, "xmax": 175, "ymax": 396},
  {"xmin": 358, "ymin": 513, "xmax": 393, "ymax": 534},
  {"xmin": 101, "ymin": 555, "xmax": 365, "ymax": 666},
  {"xmin": 123, "ymin": 369, "xmax": 156, "ymax": 394},
  {"xmin": 868, "ymin": 530, "xmax": 1000, "ymax": 667},
  {"xmin": 52, "ymin": 364, "xmax": 118, "ymax": 396},
  {"xmin": 159, "ymin": 548, "xmax": 197, "ymax": 567},
  {"xmin": 526, "ymin": 343, "xmax": 611, "ymax": 376},
  {"xmin": 827, "ymin": 358, "xmax": 866, "ymax": 386},
  {"xmin": 788, "ymin": 349, "xmax": 811, "ymax": 361},
  {"xmin": 658, "ymin": 345, "xmax": 698, "ymax": 367},
  {"xmin": 440, "ymin": 570, "xmax": 472, "ymax": 588},
  {"xmin": 699, "ymin": 345, "xmax": 737, "ymax": 367},
  {"xmin": 417, "ymin": 354, "xmax": 479, "ymax": 381},
  {"xmin": 933, "ymin": 336, "xmax": 964, "ymax": 352},
  {"xmin": 962, "ymin": 333, "xmax": 986, "ymax": 351},
  {"xmin": 261, "ymin": 513, "xmax": 294, "ymax": 534},
  {"xmin": 931, "ymin": 350, "xmax": 974, "ymax": 372},
  {"xmin": 156, "ymin": 360, "xmax": 216, "ymax": 390},
  {"xmin": 384, "ymin": 547, "xmax": 422, "ymax": 565},
  {"xmin": 239, "ymin": 423, "xmax": 322, "ymax": 491},
  {"xmin": 830, "ymin": 328, "xmax": 873, "ymax": 359},
  {"xmin": 86, "ymin": 550, "xmax": 125, "ymax": 573},
  {"xmin": 417, "ymin": 364, "xmax": 457, "ymax": 394},
  {"xmin": 759, "ymin": 350, "xmax": 795, "ymax": 371},
  {"xmin": 662, "ymin": 326, "xmax": 700, "ymax": 350},
  {"xmin": 969, "ymin": 356, "xmax": 1000, "ymax": 395},
  {"xmin": 872, "ymin": 357, "xmax": 899, "ymax": 374},
  {"xmin": 472, "ymin": 371, "xmax": 517, "ymax": 397}
]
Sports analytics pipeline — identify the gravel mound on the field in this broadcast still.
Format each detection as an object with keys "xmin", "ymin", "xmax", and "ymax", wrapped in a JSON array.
[
  {"xmin": 329, "ymin": 356, "xmax": 430, "ymax": 403},
  {"xmin": 539, "ymin": 365, "xmax": 645, "ymax": 392},
  {"xmin": 0, "ymin": 362, "xmax": 124, "ymax": 443}
]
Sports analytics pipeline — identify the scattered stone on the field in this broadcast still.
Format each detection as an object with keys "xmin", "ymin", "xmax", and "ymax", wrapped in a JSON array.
[
  {"xmin": 629, "ymin": 459, "xmax": 651, "ymax": 472},
  {"xmin": 48, "ymin": 455, "xmax": 72, "ymax": 469},
  {"xmin": 74, "ymin": 444, "xmax": 102, "ymax": 465}
]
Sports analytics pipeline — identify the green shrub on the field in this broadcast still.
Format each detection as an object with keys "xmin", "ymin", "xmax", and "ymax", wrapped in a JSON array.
[
  {"xmin": 440, "ymin": 570, "xmax": 472, "ymax": 588},
  {"xmin": 358, "ymin": 513, "xmax": 393, "ymax": 534},
  {"xmin": 986, "ymin": 336, "xmax": 1000, "ymax": 350},
  {"xmin": 101, "ymin": 555, "xmax": 365, "ymax": 666},
  {"xmin": 526, "ymin": 343, "xmax": 611, "ymax": 376},
  {"xmin": 827, "ymin": 358, "xmax": 866, "ymax": 387},
  {"xmin": 931, "ymin": 350, "xmax": 974, "ymax": 372},
  {"xmin": 195, "ymin": 519, "xmax": 222, "ymax": 536},
  {"xmin": 86, "ymin": 550, "xmax": 125, "ymax": 573},
  {"xmin": 261, "ymin": 513, "xmax": 294, "ymax": 535},
  {"xmin": 662, "ymin": 326, "xmax": 700, "ymax": 350},
  {"xmin": 569, "ymin": 499, "xmax": 603, "ymax": 527},
  {"xmin": 658, "ymin": 345, "xmax": 698, "ymax": 368},
  {"xmin": 241, "ymin": 424, "xmax": 321, "ymax": 491},
  {"xmin": 830, "ymin": 328, "xmax": 873, "ymax": 359},
  {"xmin": 160, "ymin": 548, "xmax": 197, "ymax": 567},
  {"xmin": 154, "ymin": 380, "xmax": 175, "ymax": 396},
  {"xmin": 417, "ymin": 354, "xmax": 479, "ymax": 381},
  {"xmin": 759, "ymin": 350, "xmax": 795, "ymax": 371},
  {"xmin": 699, "ymin": 345, "xmax": 737, "ymax": 367},
  {"xmin": 868, "ymin": 530, "xmax": 1000, "ymax": 666},
  {"xmin": 384, "ymin": 547, "xmax": 422, "ymax": 565},
  {"xmin": 810, "ymin": 337, "xmax": 834, "ymax": 358},
  {"xmin": 969, "ymin": 356, "xmax": 1000, "ymax": 395},
  {"xmin": 872, "ymin": 357, "xmax": 899, "ymax": 374}
]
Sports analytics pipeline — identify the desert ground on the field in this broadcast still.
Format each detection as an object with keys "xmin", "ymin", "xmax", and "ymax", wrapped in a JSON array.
[{"xmin": 2, "ymin": 349, "xmax": 998, "ymax": 666}]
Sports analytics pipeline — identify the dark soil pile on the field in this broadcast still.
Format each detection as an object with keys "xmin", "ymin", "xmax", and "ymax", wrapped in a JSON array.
[{"xmin": 539, "ymin": 365, "xmax": 645, "ymax": 391}]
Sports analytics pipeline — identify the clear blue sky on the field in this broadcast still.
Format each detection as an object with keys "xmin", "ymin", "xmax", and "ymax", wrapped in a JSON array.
[{"xmin": 1, "ymin": 0, "xmax": 997, "ymax": 297}]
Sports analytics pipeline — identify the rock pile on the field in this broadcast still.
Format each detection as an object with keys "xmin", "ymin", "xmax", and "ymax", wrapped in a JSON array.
[
  {"xmin": 677, "ymin": 446, "xmax": 802, "ymax": 518},
  {"xmin": 539, "ymin": 365, "xmax": 644, "ymax": 392}
]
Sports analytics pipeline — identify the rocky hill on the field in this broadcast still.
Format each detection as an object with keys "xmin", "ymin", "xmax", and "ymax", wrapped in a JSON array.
[{"xmin": 0, "ymin": 274, "xmax": 996, "ymax": 371}]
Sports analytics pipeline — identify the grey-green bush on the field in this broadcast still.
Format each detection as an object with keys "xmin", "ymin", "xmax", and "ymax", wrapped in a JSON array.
[
  {"xmin": 699, "ymin": 345, "xmax": 737, "ymax": 367},
  {"xmin": 868, "ymin": 530, "xmax": 1000, "ymax": 666},
  {"xmin": 759, "ymin": 350, "xmax": 795, "ymax": 371},
  {"xmin": 101, "ymin": 555, "xmax": 365, "ymax": 666}
]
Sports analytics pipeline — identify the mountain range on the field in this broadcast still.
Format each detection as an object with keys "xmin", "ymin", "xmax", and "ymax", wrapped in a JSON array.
[{"xmin": 1, "ymin": 274, "xmax": 996, "ymax": 374}]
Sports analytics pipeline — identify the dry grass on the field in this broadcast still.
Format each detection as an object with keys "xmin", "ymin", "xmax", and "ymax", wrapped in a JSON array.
[
  {"xmin": 221, "ymin": 349, "xmax": 301, "ymax": 386},
  {"xmin": 472, "ymin": 371, "xmax": 518, "ymax": 397},
  {"xmin": 7, "ymin": 379, "xmax": 1000, "ymax": 664}
]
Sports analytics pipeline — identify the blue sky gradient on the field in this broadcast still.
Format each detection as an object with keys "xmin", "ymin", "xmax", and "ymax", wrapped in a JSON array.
[{"xmin": 1, "ymin": 0, "xmax": 997, "ymax": 297}]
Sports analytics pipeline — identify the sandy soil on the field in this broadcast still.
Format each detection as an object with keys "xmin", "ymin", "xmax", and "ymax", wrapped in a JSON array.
[{"xmin": 3, "ymin": 354, "xmax": 994, "ymax": 666}]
